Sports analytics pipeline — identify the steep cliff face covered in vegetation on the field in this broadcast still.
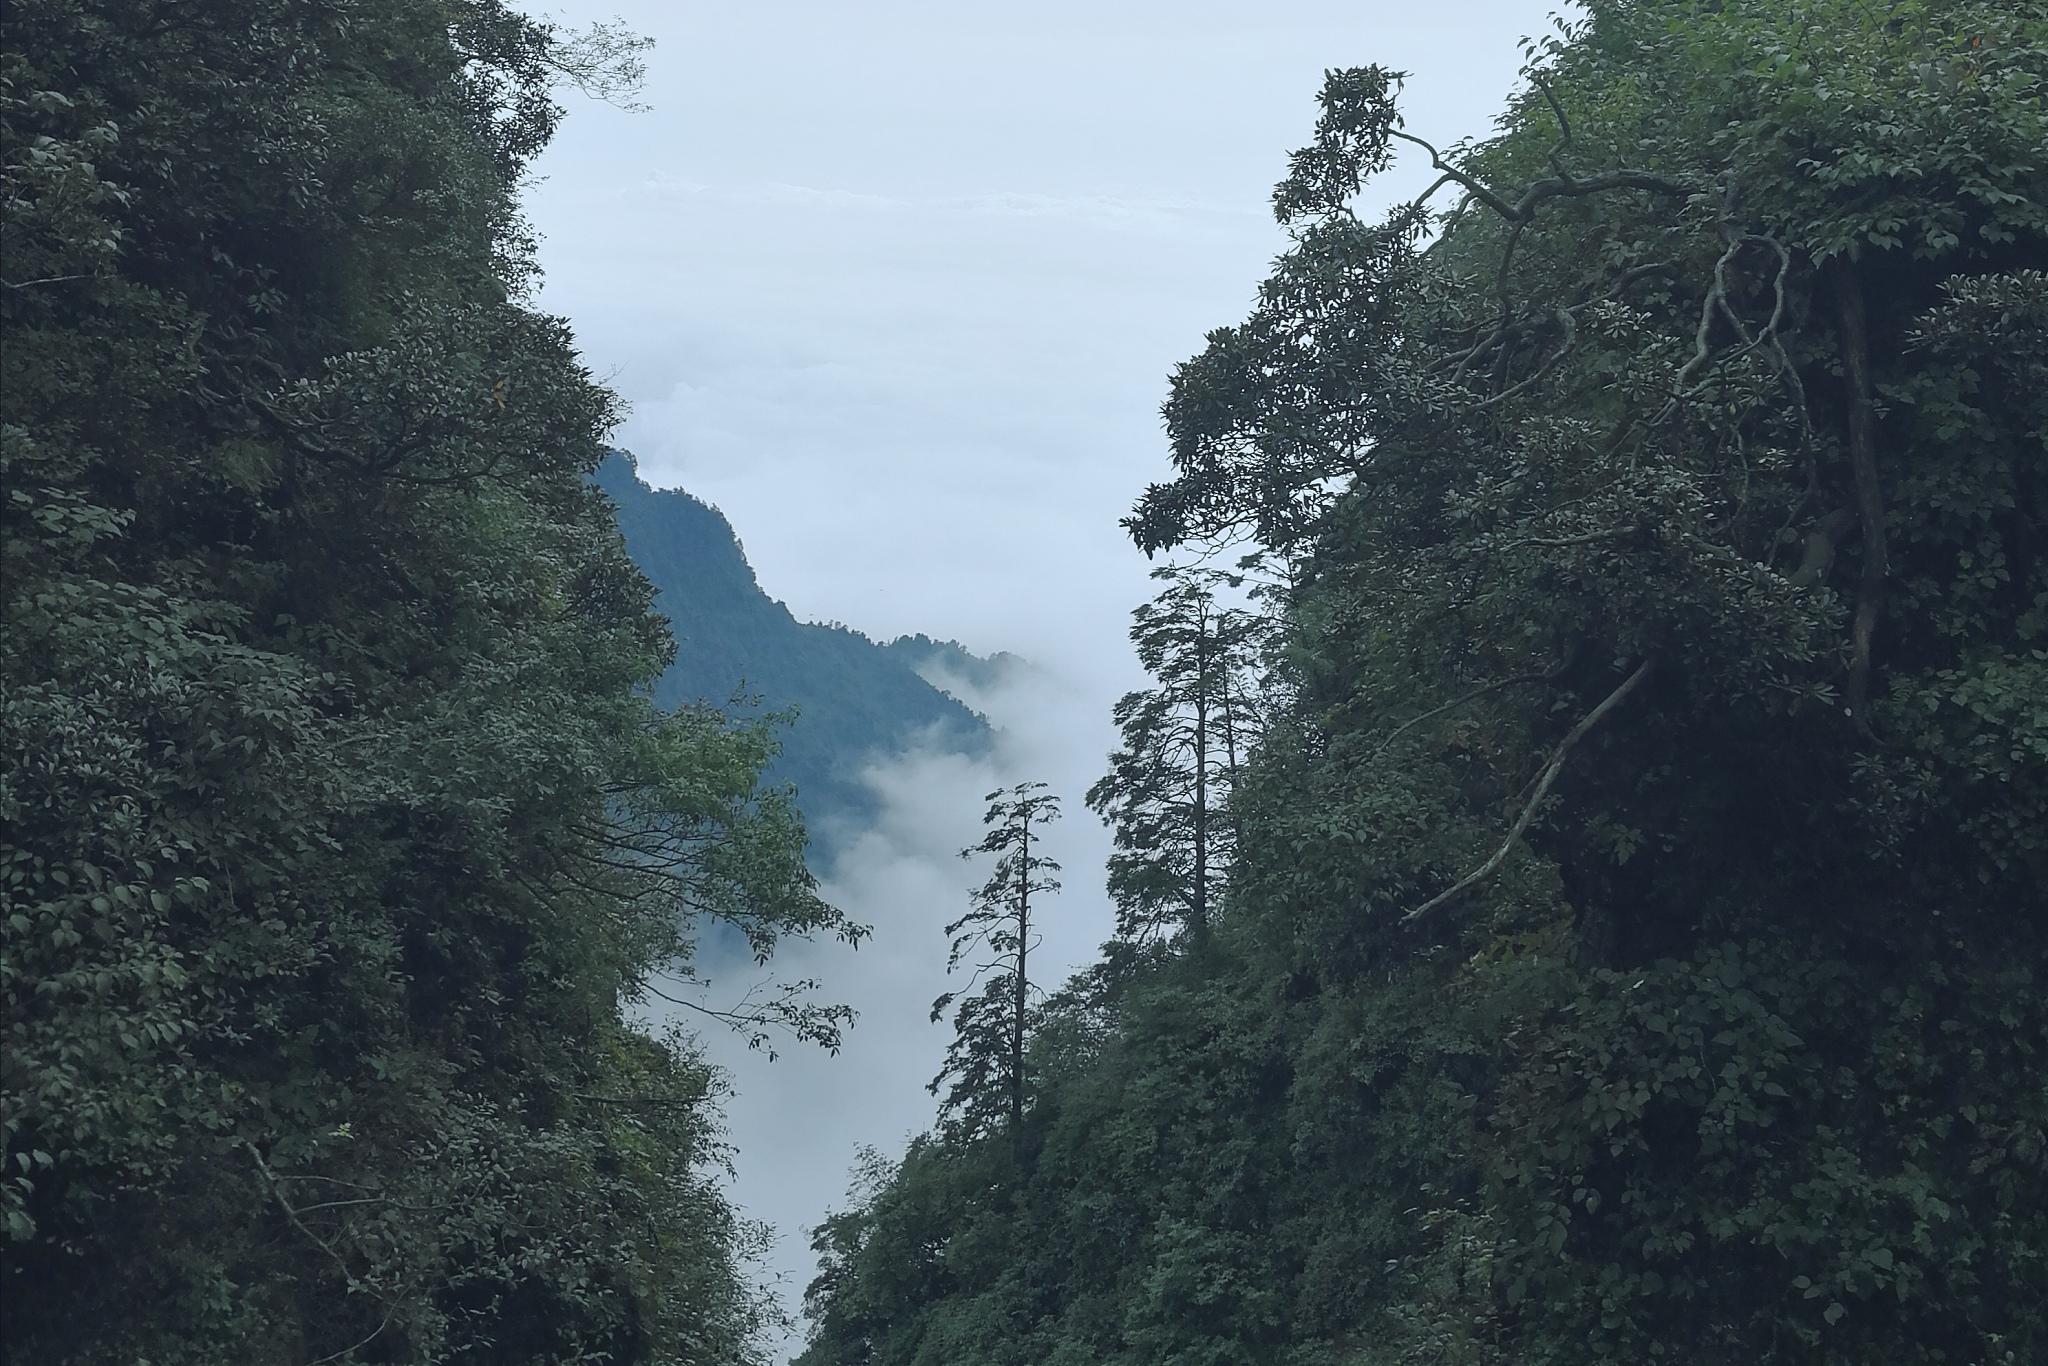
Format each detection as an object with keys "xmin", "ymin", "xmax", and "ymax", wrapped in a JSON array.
[
  {"xmin": 798, "ymin": 4, "xmax": 2048, "ymax": 1364},
  {"xmin": 595, "ymin": 455, "xmax": 992, "ymax": 860},
  {"xmin": 1, "ymin": 4, "xmax": 854, "ymax": 1362}
]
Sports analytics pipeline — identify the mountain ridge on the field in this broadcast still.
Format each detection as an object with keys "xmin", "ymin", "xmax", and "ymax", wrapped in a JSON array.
[{"xmin": 594, "ymin": 453, "xmax": 999, "ymax": 865}]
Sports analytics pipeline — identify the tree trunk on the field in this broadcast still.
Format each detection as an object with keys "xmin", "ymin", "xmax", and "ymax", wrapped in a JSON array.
[
  {"xmin": 1832, "ymin": 258, "xmax": 1888, "ymax": 731},
  {"xmin": 1011, "ymin": 816, "xmax": 1029, "ymax": 1135},
  {"xmin": 1191, "ymin": 609, "xmax": 1209, "ymax": 946},
  {"xmin": 1220, "ymin": 652, "xmax": 1243, "ymax": 850}
]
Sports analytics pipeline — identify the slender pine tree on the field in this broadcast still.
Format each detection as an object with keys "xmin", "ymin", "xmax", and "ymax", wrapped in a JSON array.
[
  {"xmin": 1088, "ymin": 565, "xmax": 1269, "ymax": 948},
  {"xmin": 928, "ymin": 782, "xmax": 1062, "ymax": 1141}
]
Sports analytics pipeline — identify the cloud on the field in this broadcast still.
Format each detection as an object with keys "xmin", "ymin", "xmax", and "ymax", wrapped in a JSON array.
[
  {"xmin": 523, "ymin": 2, "xmax": 1560, "ymax": 1356},
  {"xmin": 629, "ymin": 173, "xmax": 1259, "ymax": 232},
  {"xmin": 650, "ymin": 653, "xmax": 1125, "ymax": 1360}
]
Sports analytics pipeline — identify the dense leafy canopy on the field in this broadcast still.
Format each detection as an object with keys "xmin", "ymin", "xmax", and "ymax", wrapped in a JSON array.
[
  {"xmin": 800, "ymin": 3, "xmax": 2048, "ymax": 1363},
  {"xmin": 2, "ymin": 3, "xmax": 853, "ymax": 1361}
]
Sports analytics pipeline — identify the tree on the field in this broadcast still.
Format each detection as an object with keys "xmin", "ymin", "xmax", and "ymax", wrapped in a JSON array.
[
  {"xmin": 1133, "ymin": 0, "xmax": 2048, "ymax": 1354},
  {"xmin": 1087, "ymin": 565, "xmax": 1271, "ymax": 949},
  {"xmin": 929, "ymin": 783, "xmax": 1062, "ymax": 1142},
  {"xmin": 1, "ymin": 3, "xmax": 855, "ymax": 1361},
  {"xmin": 801, "ymin": 4, "xmax": 2048, "ymax": 1363}
]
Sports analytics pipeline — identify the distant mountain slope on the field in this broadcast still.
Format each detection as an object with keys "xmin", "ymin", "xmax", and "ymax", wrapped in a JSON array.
[
  {"xmin": 595, "ymin": 453, "xmax": 992, "ymax": 863},
  {"xmin": 881, "ymin": 633, "xmax": 1029, "ymax": 703}
]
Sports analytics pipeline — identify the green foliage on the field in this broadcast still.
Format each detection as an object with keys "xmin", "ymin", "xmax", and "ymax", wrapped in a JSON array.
[
  {"xmin": 800, "ymin": 3, "xmax": 2048, "ymax": 1363},
  {"xmin": 1089, "ymin": 563, "xmax": 1273, "ymax": 948},
  {"xmin": 2, "ymin": 3, "xmax": 850, "ymax": 1361}
]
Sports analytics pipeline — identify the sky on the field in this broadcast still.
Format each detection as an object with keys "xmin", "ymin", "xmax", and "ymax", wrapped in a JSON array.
[{"xmin": 519, "ymin": 1, "xmax": 1556, "ymax": 1354}]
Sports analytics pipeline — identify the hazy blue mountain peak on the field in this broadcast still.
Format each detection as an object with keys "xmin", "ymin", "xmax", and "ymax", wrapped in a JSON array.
[{"xmin": 595, "ymin": 452, "xmax": 994, "ymax": 867}]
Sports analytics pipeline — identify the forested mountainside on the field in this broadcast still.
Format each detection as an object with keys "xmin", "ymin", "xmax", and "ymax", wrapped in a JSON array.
[
  {"xmin": 799, "ymin": 5, "xmax": 2048, "ymax": 1366},
  {"xmin": 1, "ymin": 4, "xmax": 855, "ymax": 1362},
  {"xmin": 596, "ymin": 455, "xmax": 993, "ymax": 861}
]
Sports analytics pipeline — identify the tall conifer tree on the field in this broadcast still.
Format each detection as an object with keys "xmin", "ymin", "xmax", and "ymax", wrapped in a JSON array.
[
  {"xmin": 1088, "ymin": 566, "xmax": 1267, "ymax": 948},
  {"xmin": 929, "ymin": 783, "xmax": 1061, "ymax": 1141}
]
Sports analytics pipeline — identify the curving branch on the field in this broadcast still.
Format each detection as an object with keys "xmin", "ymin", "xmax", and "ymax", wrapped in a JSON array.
[
  {"xmin": 1433, "ymin": 261, "xmax": 1677, "ymax": 385},
  {"xmin": 303, "ymin": 1306, "xmax": 399, "ymax": 1366},
  {"xmin": 1515, "ymin": 167, "xmax": 1693, "ymax": 212},
  {"xmin": 1404, "ymin": 657, "xmax": 1656, "ymax": 922},
  {"xmin": 1676, "ymin": 236, "xmax": 1762, "ymax": 392},
  {"xmin": 1397, "ymin": 115, "xmax": 1693, "ymax": 409},
  {"xmin": 638, "ymin": 976, "xmax": 846, "ymax": 1052},
  {"xmin": 247, "ymin": 1142, "xmax": 404, "ymax": 1366},
  {"xmin": 1392, "ymin": 127, "xmax": 1691, "ymax": 226},
  {"xmin": 1497, "ymin": 525, "xmax": 1639, "ymax": 551},
  {"xmin": 1391, "ymin": 128, "xmax": 1520, "ymax": 220},
  {"xmin": 1, "ymin": 274, "xmax": 92, "ymax": 290},
  {"xmin": 1529, "ymin": 73, "xmax": 1574, "ymax": 176},
  {"xmin": 244, "ymin": 392, "xmax": 510, "ymax": 488}
]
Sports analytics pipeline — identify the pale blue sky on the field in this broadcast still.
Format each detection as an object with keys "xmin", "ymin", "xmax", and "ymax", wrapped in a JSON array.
[{"xmin": 525, "ymin": 0, "xmax": 1556, "ymax": 675}]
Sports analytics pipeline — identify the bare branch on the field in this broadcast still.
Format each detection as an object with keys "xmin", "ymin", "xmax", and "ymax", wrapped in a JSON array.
[
  {"xmin": 1404, "ymin": 657, "xmax": 1656, "ymax": 922},
  {"xmin": 1435, "ymin": 254, "xmax": 1678, "ymax": 388},
  {"xmin": 1514, "ymin": 167, "xmax": 1690, "ymax": 213},
  {"xmin": 304, "ymin": 1303, "xmax": 398, "ymax": 1366},
  {"xmin": 1390, "ymin": 128, "xmax": 1520, "ymax": 221},
  {"xmin": 1393, "ymin": 126, "xmax": 1690, "ymax": 228},
  {"xmin": 247, "ymin": 1140, "xmax": 409, "ymax": 1366},
  {"xmin": 1676, "ymin": 233, "xmax": 1798, "ymax": 409},
  {"xmin": 639, "ymin": 978, "xmax": 805, "ymax": 1041},
  {"xmin": 246, "ymin": 1142, "xmax": 370, "ymax": 1288},
  {"xmin": 0, "ymin": 274, "xmax": 91, "ymax": 290},
  {"xmin": 1529, "ymin": 72, "xmax": 1573, "ymax": 176},
  {"xmin": 1675, "ymin": 238, "xmax": 1742, "ymax": 392},
  {"xmin": 1496, "ymin": 525, "xmax": 1638, "ymax": 552}
]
